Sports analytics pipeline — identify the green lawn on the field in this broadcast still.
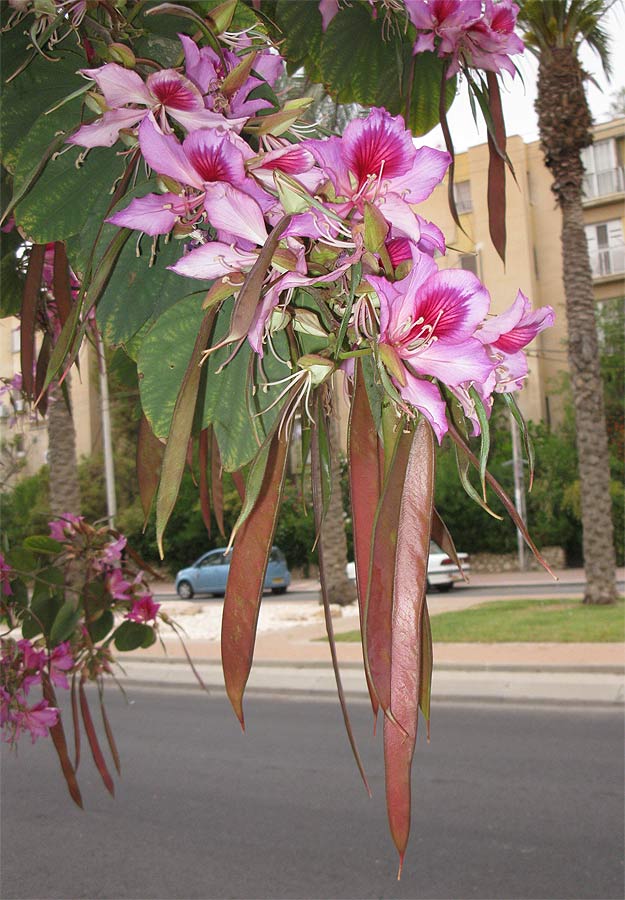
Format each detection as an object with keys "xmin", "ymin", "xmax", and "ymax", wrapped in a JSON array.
[{"xmin": 334, "ymin": 598, "xmax": 625, "ymax": 643}]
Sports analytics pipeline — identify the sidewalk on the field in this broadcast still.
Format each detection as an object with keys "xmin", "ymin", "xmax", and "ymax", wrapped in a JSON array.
[{"xmin": 117, "ymin": 568, "xmax": 625, "ymax": 706}]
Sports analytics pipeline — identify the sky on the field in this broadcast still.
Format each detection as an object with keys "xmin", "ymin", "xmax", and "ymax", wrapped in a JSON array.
[{"xmin": 415, "ymin": 5, "xmax": 625, "ymax": 152}]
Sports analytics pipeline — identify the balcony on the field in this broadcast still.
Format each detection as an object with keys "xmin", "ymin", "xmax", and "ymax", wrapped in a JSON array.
[
  {"xmin": 583, "ymin": 166, "xmax": 625, "ymax": 201},
  {"xmin": 590, "ymin": 246, "xmax": 625, "ymax": 279}
]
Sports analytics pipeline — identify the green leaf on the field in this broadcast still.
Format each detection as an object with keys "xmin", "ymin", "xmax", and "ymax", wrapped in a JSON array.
[
  {"xmin": 113, "ymin": 620, "xmax": 155, "ymax": 651},
  {"xmin": 87, "ymin": 610, "xmax": 115, "ymax": 644},
  {"xmin": 272, "ymin": 1, "xmax": 456, "ymax": 135},
  {"xmin": 22, "ymin": 590, "xmax": 63, "ymax": 640},
  {"xmin": 155, "ymin": 307, "xmax": 218, "ymax": 555},
  {"xmin": 15, "ymin": 146, "xmax": 126, "ymax": 244},
  {"xmin": 7, "ymin": 578, "xmax": 28, "ymax": 609},
  {"xmin": 138, "ymin": 294, "xmax": 208, "ymax": 439},
  {"xmin": 202, "ymin": 311, "xmax": 292, "ymax": 471},
  {"xmin": 0, "ymin": 47, "xmax": 83, "ymax": 174},
  {"xmin": 23, "ymin": 536, "xmax": 63, "ymax": 555},
  {"xmin": 4, "ymin": 547, "xmax": 37, "ymax": 573},
  {"xmin": 50, "ymin": 601, "xmax": 81, "ymax": 644},
  {"xmin": 97, "ymin": 235, "xmax": 211, "ymax": 347}
]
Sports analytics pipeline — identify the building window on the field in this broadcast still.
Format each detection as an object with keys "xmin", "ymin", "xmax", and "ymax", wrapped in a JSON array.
[
  {"xmin": 453, "ymin": 180, "xmax": 472, "ymax": 214},
  {"xmin": 582, "ymin": 139, "xmax": 624, "ymax": 199},
  {"xmin": 458, "ymin": 253, "xmax": 478, "ymax": 275},
  {"xmin": 585, "ymin": 220, "xmax": 625, "ymax": 277},
  {"xmin": 11, "ymin": 327, "xmax": 20, "ymax": 353}
]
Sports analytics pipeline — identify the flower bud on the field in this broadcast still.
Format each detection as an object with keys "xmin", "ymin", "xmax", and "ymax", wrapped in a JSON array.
[{"xmin": 108, "ymin": 43, "xmax": 136, "ymax": 68}]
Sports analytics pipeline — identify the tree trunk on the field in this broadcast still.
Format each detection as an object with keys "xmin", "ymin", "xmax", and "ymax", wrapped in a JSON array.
[
  {"xmin": 48, "ymin": 377, "xmax": 81, "ymax": 517},
  {"xmin": 536, "ymin": 50, "xmax": 617, "ymax": 604},
  {"xmin": 320, "ymin": 411, "xmax": 356, "ymax": 606}
]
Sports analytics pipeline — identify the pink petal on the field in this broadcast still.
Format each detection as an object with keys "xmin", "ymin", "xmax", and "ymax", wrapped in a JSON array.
[
  {"xmin": 171, "ymin": 107, "xmax": 246, "ymax": 133},
  {"xmin": 391, "ymin": 145, "xmax": 451, "ymax": 203},
  {"xmin": 408, "ymin": 337, "xmax": 495, "ymax": 387},
  {"xmin": 319, "ymin": 0, "xmax": 339, "ymax": 30},
  {"xmin": 343, "ymin": 107, "xmax": 415, "ymax": 186},
  {"xmin": 413, "ymin": 268, "xmax": 491, "ymax": 343},
  {"xmin": 138, "ymin": 115, "xmax": 203, "ymax": 188},
  {"xmin": 168, "ymin": 242, "xmax": 257, "ymax": 280},
  {"xmin": 106, "ymin": 192, "xmax": 186, "ymax": 236},
  {"xmin": 203, "ymin": 183, "xmax": 267, "ymax": 246},
  {"xmin": 81, "ymin": 63, "xmax": 152, "ymax": 108},
  {"xmin": 303, "ymin": 135, "xmax": 353, "ymax": 198},
  {"xmin": 147, "ymin": 69, "xmax": 204, "ymax": 111},
  {"xmin": 67, "ymin": 108, "xmax": 143, "ymax": 148},
  {"xmin": 376, "ymin": 193, "xmax": 422, "ymax": 244},
  {"xmin": 182, "ymin": 129, "xmax": 248, "ymax": 186},
  {"xmin": 399, "ymin": 372, "xmax": 448, "ymax": 443}
]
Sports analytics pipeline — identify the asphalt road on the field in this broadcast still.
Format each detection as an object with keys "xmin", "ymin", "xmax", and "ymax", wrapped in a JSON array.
[
  {"xmin": 2, "ymin": 691, "xmax": 623, "ymax": 900},
  {"xmin": 154, "ymin": 579, "xmax": 625, "ymax": 604}
]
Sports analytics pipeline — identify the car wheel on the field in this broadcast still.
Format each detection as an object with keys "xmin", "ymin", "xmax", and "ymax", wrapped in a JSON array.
[
  {"xmin": 177, "ymin": 580, "xmax": 194, "ymax": 600},
  {"xmin": 435, "ymin": 583, "xmax": 454, "ymax": 593},
  {"xmin": 272, "ymin": 587, "xmax": 287, "ymax": 595}
]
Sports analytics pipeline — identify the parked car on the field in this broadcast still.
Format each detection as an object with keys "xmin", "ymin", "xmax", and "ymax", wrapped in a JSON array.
[
  {"xmin": 346, "ymin": 541, "xmax": 469, "ymax": 593},
  {"xmin": 175, "ymin": 546, "xmax": 291, "ymax": 599}
]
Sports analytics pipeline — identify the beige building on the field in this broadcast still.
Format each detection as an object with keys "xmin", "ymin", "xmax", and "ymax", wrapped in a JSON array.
[
  {"xmin": 417, "ymin": 115, "xmax": 625, "ymax": 427},
  {"xmin": 0, "ymin": 323, "xmax": 100, "ymax": 488},
  {"xmin": 1, "ymin": 118, "xmax": 623, "ymax": 486}
]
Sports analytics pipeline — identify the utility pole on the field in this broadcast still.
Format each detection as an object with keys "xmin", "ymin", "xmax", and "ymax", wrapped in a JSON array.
[
  {"xmin": 510, "ymin": 412, "xmax": 527, "ymax": 571},
  {"xmin": 96, "ymin": 335, "xmax": 117, "ymax": 529}
]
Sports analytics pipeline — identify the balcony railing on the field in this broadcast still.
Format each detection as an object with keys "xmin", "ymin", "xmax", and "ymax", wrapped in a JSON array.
[
  {"xmin": 583, "ymin": 166, "xmax": 625, "ymax": 200},
  {"xmin": 590, "ymin": 246, "xmax": 625, "ymax": 278}
]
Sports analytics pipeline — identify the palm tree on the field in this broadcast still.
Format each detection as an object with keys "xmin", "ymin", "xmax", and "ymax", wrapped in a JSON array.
[
  {"xmin": 517, "ymin": 0, "xmax": 618, "ymax": 604},
  {"xmin": 47, "ymin": 377, "xmax": 81, "ymax": 518}
]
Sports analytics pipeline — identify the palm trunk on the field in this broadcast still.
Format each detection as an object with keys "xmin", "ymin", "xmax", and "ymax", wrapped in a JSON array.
[
  {"xmin": 48, "ymin": 377, "xmax": 81, "ymax": 517},
  {"xmin": 320, "ymin": 412, "xmax": 356, "ymax": 606},
  {"xmin": 536, "ymin": 50, "xmax": 617, "ymax": 604}
]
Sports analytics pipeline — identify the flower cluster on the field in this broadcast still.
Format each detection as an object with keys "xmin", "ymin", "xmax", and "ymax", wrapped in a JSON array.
[
  {"xmin": 1, "ymin": 638, "xmax": 72, "ymax": 745},
  {"xmin": 0, "ymin": 517, "xmax": 164, "ymax": 748},
  {"xmin": 96, "ymin": 45, "xmax": 552, "ymax": 442},
  {"xmin": 320, "ymin": 0, "xmax": 524, "ymax": 78}
]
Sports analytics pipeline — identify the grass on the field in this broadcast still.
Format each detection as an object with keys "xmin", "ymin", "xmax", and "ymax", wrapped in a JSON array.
[{"xmin": 334, "ymin": 598, "xmax": 625, "ymax": 643}]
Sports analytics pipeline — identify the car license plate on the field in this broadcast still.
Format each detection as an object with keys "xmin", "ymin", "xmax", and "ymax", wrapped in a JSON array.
[{"xmin": 272, "ymin": 577, "xmax": 284, "ymax": 584}]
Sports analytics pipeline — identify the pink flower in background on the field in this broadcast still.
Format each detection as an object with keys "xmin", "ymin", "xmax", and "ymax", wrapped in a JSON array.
[
  {"xmin": 410, "ymin": 0, "xmax": 524, "ymax": 77},
  {"xmin": 49, "ymin": 514, "xmax": 84, "ymax": 542},
  {"xmin": 180, "ymin": 34, "xmax": 284, "ymax": 120},
  {"xmin": 101, "ymin": 535, "xmax": 127, "ymax": 567},
  {"xmin": 8, "ymin": 699, "xmax": 59, "ymax": 744},
  {"xmin": 477, "ymin": 289, "xmax": 555, "ymax": 392},
  {"xmin": 107, "ymin": 567, "xmax": 133, "ymax": 602},
  {"xmin": 368, "ymin": 253, "xmax": 494, "ymax": 440},
  {"xmin": 126, "ymin": 596, "xmax": 160, "ymax": 625},
  {"xmin": 48, "ymin": 643, "xmax": 74, "ymax": 690},
  {"xmin": 0, "ymin": 554, "xmax": 13, "ymax": 597}
]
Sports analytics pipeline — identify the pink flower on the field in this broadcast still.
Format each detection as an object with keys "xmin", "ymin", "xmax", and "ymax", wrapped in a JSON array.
[
  {"xmin": 101, "ymin": 535, "xmax": 127, "ymax": 567},
  {"xmin": 179, "ymin": 35, "xmax": 284, "ymax": 120},
  {"xmin": 48, "ymin": 514, "xmax": 84, "ymax": 542},
  {"xmin": 477, "ymin": 289, "xmax": 555, "ymax": 393},
  {"xmin": 0, "ymin": 554, "xmax": 12, "ymax": 597},
  {"xmin": 410, "ymin": 0, "xmax": 524, "ymax": 78},
  {"xmin": 48, "ymin": 642, "xmax": 74, "ymax": 690},
  {"xmin": 125, "ymin": 596, "xmax": 160, "ymax": 625},
  {"xmin": 107, "ymin": 567, "xmax": 132, "ymax": 602},
  {"xmin": 68, "ymin": 61, "xmax": 239, "ymax": 150},
  {"xmin": 305, "ymin": 107, "xmax": 450, "ymax": 208},
  {"xmin": 368, "ymin": 253, "xmax": 495, "ymax": 440},
  {"xmin": 107, "ymin": 115, "xmax": 269, "ymax": 237},
  {"xmin": 9, "ymin": 699, "xmax": 59, "ymax": 744},
  {"xmin": 16, "ymin": 639, "xmax": 47, "ymax": 692}
]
